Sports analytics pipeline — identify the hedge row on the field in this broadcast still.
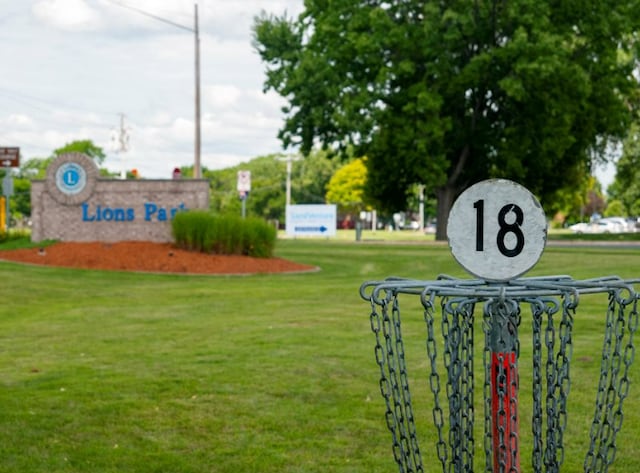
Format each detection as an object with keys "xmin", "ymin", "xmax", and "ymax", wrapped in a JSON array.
[{"xmin": 171, "ymin": 211, "xmax": 277, "ymax": 258}]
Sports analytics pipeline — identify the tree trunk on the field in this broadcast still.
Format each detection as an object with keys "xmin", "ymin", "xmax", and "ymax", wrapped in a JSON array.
[{"xmin": 435, "ymin": 184, "xmax": 458, "ymax": 241}]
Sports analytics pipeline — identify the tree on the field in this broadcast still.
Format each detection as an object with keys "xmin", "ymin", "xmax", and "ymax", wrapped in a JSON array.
[
  {"xmin": 325, "ymin": 158, "xmax": 369, "ymax": 214},
  {"xmin": 54, "ymin": 140, "xmax": 106, "ymax": 165},
  {"xmin": 204, "ymin": 151, "xmax": 338, "ymax": 223},
  {"xmin": 254, "ymin": 1, "xmax": 640, "ymax": 239},
  {"xmin": 292, "ymin": 149, "xmax": 342, "ymax": 204},
  {"xmin": 608, "ymin": 123, "xmax": 640, "ymax": 216}
]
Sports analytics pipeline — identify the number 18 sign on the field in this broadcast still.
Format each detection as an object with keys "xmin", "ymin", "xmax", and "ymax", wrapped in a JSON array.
[{"xmin": 446, "ymin": 179, "xmax": 547, "ymax": 281}]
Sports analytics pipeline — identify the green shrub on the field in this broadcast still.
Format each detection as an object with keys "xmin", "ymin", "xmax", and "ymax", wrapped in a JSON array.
[
  {"xmin": 172, "ymin": 212, "xmax": 276, "ymax": 257},
  {"xmin": 0, "ymin": 229, "xmax": 32, "ymax": 246}
]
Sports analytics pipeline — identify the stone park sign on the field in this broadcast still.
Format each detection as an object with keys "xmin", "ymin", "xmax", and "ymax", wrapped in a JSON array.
[{"xmin": 30, "ymin": 152, "xmax": 210, "ymax": 243}]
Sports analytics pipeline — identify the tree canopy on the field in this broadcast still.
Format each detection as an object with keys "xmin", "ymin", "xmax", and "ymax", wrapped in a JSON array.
[
  {"xmin": 204, "ymin": 151, "xmax": 340, "ymax": 223},
  {"xmin": 608, "ymin": 123, "xmax": 640, "ymax": 216},
  {"xmin": 54, "ymin": 140, "xmax": 106, "ymax": 165},
  {"xmin": 325, "ymin": 158, "xmax": 369, "ymax": 214},
  {"xmin": 254, "ymin": 0, "xmax": 640, "ymax": 239}
]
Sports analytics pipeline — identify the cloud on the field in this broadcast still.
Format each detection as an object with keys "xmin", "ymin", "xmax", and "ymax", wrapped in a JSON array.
[
  {"xmin": 2, "ymin": 1, "xmax": 305, "ymax": 178},
  {"xmin": 32, "ymin": 0, "xmax": 102, "ymax": 31},
  {"xmin": 204, "ymin": 84, "xmax": 242, "ymax": 109}
]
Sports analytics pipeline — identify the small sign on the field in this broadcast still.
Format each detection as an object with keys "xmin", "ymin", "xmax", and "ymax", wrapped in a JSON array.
[
  {"xmin": 3, "ymin": 173, "xmax": 13, "ymax": 197},
  {"xmin": 286, "ymin": 204, "xmax": 337, "ymax": 237},
  {"xmin": 446, "ymin": 179, "xmax": 547, "ymax": 281},
  {"xmin": 0, "ymin": 147, "xmax": 20, "ymax": 167},
  {"xmin": 237, "ymin": 170, "xmax": 251, "ymax": 192}
]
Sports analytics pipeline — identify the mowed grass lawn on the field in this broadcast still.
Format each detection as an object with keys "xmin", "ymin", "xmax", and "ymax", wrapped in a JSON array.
[{"xmin": 0, "ymin": 238, "xmax": 639, "ymax": 472}]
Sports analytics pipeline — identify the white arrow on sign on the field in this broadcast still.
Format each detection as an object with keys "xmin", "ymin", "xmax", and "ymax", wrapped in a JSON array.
[{"xmin": 294, "ymin": 225, "xmax": 329, "ymax": 233}]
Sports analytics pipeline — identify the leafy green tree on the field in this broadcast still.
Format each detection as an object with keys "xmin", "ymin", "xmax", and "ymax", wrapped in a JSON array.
[
  {"xmin": 54, "ymin": 140, "xmax": 106, "ymax": 165},
  {"xmin": 609, "ymin": 123, "xmax": 640, "ymax": 216},
  {"xmin": 254, "ymin": 1, "xmax": 640, "ymax": 239},
  {"xmin": 204, "ymin": 151, "xmax": 338, "ymax": 222},
  {"xmin": 325, "ymin": 158, "xmax": 369, "ymax": 214},
  {"xmin": 604, "ymin": 200, "xmax": 625, "ymax": 217},
  {"xmin": 17, "ymin": 157, "xmax": 52, "ymax": 179},
  {"xmin": 292, "ymin": 149, "xmax": 342, "ymax": 203}
]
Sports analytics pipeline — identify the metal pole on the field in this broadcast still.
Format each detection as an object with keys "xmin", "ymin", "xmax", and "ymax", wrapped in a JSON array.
[
  {"xmin": 4, "ymin": 195, "xmax": 9, "ymax": 232},
  {"xmin": 418, "ymin": 184, "xmax": 425, "ymax": 232},
  {"xmin": 194, "ymin": 3, "xmax": 202, "ymax": 178},
  {"xmin": 490, "ymin": 300, "xmax": 521, "ymax": 472},
  {"xmin": 285, "ymin": 158, "xmax": 292, "ymax": 207},
  {"xmin": 103, "ymin": 0, "xmax": 203, "ymax": 178}
]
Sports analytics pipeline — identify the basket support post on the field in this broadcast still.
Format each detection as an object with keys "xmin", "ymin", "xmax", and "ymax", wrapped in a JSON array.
[{"xmin": 489, "ymin": 300, "xmax": 521, "ymax": 472}]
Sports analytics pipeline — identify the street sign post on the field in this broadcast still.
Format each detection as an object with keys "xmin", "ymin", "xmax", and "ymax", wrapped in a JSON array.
[
  {"xmin": 0, "ymin": 148, "xmax": 18, "ymax": 231},
  {"xmin": 2, "ymin": 173, "xmax": 12, "ymax": 232},
  {"xmin": 0, "ymin": 147, "xmax": 20, "ymax": 168},
  {"xmin": 237, "ymin": 171, "xmax": 251, "ymax": 218}
]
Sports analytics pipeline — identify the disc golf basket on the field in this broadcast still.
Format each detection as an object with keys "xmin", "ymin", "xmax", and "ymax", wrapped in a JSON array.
[
  {"xmin": 358, "ymin": 179, "xmax": 639, "ymax": 473},
  {"xmin": 360, "ymin": 274, "xmax": 639, "ymax": 472}
]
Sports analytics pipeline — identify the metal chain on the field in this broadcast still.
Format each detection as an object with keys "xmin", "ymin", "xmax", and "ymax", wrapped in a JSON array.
[
  {"xmin": 584, "ymin": 289, "xmax": 639, "ymax": 472},
  {"xmin": 360, "ymin": 275, "xmax": 639, "ymax": 473},
  {"xmin": 530, "ymin": 299, "xmax": 546, "ymax": 473},
  {"xmin": 443, "ymin": 298, "xmax": 476, "ymax": 473},
  {"xmin": 424, "ymin": 296, "xmax": 448, "ymax": 470},
  {"xmin": 369, "ymin": 291, "xmax": 424, "ymax": 472},
  {"xmin": 483, "ymin": 307, "xmax": 494, "ymax": 473}
]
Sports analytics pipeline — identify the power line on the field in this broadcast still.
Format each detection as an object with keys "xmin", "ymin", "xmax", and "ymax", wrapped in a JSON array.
[
  {"xmin": 103, "ymin": 0, "xmax": 194, "ymax": 32},
  {"xmin": 103, "ymin": 0, "xmax": 202, "ymax": 178},
  {"xmin": 0, "ymin": 86, "xmax": 120, "ymax": 118}
]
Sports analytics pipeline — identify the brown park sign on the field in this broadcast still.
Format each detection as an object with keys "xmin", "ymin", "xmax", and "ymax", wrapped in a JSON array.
[{"xmin": 0, "ymin": 147, "xmax": 20, "ymax": 167}]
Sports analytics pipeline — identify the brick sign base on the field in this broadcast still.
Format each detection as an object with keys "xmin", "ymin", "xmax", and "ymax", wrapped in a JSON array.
[{"xmin": 30, "ymin": 153, "xmax": 210, "ymax": 243}]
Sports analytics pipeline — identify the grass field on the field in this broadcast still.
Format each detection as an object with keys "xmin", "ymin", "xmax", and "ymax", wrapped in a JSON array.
[{"xmin": 0, "ymin": 237, "xmax": 639, "ymax": 472}]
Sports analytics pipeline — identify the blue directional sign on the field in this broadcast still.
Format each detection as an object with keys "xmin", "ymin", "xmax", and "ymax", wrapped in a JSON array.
[{"xmin": 286, "ymin": 205, "xmax": 337, "ymax": 237}]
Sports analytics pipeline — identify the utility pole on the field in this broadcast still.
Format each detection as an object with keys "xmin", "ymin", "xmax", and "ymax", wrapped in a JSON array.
[
  {"xmin": 277, "ymin": 154, "xmax": 301, "ymax": 207},
  {"xmin": 194, "ymin": 3, "xmax": 201, "ymax": 179},
  {"xmin": 105, "ymin": 1, "xmax": 202, "ymax": 178}
]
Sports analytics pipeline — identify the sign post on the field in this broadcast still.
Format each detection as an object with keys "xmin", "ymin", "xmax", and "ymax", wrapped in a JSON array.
[
  {"xmin": 0, "ymin": 148, "xmax": 19, "ymax": 232},
  {"xmin": 237, "ymin": 171, "xmax": 251, "ymax": 219}
]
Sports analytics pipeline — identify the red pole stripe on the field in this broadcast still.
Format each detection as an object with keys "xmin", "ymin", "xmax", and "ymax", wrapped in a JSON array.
[{"xmin": 491, "ymin": 351, "xmax": 520, "ymax": 472}]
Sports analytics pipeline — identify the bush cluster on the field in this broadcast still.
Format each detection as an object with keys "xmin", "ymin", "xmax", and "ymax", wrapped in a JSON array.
[
  {"xmin": 172, "ymin": 211, "xmax": 277, "ymax": 258},
  {"xmin": 0, "ymin": 229, "xmax": 31, "ymax": 245}
]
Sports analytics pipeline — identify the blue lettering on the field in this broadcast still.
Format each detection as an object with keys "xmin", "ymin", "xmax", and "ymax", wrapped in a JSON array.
[
  {"xmin": 81, "ymin": 202, "xmax": 187, "ymax": 223},
  {"xmin": 81, "ymin": 203, "xmax": 135, "ymax": 222},
  {"xmin": 82, "ymin": 203, "xmax": 95, "ymax": 222},
  {"xmin": 171, "ymin": 203, "xmax": 186, "ymax": 218},
  {"xmin": 144, "ymin": 203, "xmax": 158, "ymax": 221}
]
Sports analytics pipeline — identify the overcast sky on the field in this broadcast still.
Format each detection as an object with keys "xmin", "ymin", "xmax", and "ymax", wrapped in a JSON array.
[
  {"xmin": 0, "ymin": 0, "xmax": 616, "ymax": 187},
  {"xmin": 0, "ymin": 0, "xmax": 303, "ymax": 178}
]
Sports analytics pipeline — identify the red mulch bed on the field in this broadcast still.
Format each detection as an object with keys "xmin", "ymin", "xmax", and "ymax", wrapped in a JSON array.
[{"xmin": 0, "ymin": 241, "xmax": 316, "ymax": 275}]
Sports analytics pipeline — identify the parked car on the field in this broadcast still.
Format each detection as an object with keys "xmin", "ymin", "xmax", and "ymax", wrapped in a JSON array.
[{"xmin": 569, "ymin": 218, "xmax": 626, "ymax": 234}]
